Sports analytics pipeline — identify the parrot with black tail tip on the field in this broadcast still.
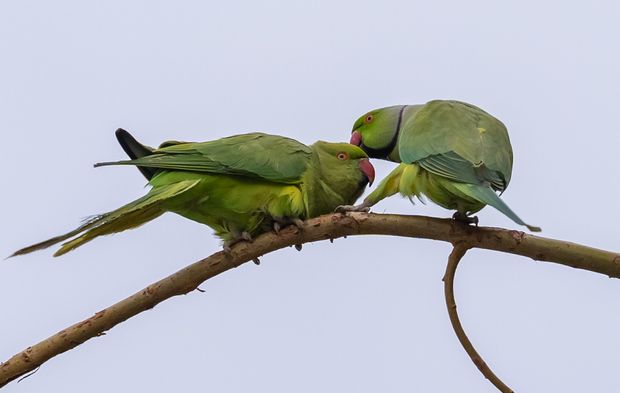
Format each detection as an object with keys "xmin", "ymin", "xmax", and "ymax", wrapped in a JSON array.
[{"xmin": 11, "ymin": 129, "xmax": 375, "ymax": 257}]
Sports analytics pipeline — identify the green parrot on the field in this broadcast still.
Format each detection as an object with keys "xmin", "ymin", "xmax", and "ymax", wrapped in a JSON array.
[
  {"xmin": 344, "ymin": 100, "xmax": 540, "ymax": 231},
  {"xmin": 12, "ymin": 129, "xmax": 375, "ymax": 257}
]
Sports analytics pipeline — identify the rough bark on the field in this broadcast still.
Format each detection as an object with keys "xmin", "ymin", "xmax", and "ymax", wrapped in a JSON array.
[{"xmin": 1, "ymin": 212, "xmax": 619, "ymax": 388}]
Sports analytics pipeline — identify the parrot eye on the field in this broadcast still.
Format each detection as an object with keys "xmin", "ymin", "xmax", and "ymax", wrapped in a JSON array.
[
  {"xmin": 337, "ymin": 152, "xmax": 349, "ymax": 160},
  {"xmin": 364, "ymin": 114, "xmax": 374, "ymax": 124}
]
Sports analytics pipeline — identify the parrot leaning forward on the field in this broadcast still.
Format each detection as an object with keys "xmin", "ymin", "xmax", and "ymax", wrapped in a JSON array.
[
  {"xmin": 344, "ymin": 100, "xmax": 540, "ymax": 231},
  {"xmin": 11, "ymin": 129, "xmax": 375, "ymax": 257}
]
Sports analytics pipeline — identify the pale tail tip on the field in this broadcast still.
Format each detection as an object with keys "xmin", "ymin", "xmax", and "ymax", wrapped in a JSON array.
[{"xmin": 527, "ymin": 225, "xmax": 542, "ymax": 232}]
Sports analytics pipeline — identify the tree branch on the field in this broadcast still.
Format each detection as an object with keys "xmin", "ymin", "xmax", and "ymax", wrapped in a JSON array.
[
  {"xmin": 1, "ymin": 212, "xmax": 619, "ymax": 388},
  {"xmin": 443, "ymin": 244, "xmax": 513, "ymax": 393}
]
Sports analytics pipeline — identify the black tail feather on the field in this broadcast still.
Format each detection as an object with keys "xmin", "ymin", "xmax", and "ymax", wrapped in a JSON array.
[{"xmin": 114, "ymin": 128, "xmax": 157, "ymax": 180}]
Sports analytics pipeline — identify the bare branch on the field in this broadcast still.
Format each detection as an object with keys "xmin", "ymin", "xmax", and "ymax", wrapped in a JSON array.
[
  {"xmin": 443, "ymin": 244, "xmax": 513, "ymax": 393},
  {"xmin": 1, "ymin": 212, "xmax": 619, "ymax": 388}
]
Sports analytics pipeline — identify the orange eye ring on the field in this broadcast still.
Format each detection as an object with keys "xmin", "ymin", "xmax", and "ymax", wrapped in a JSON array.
[
  {"xmin": 337, "ymin": 152, "xmax": 349, "ymax": 160},
  {"xmin": 364, "ymin": 114, "xmax": 374, "ymax": 124}
]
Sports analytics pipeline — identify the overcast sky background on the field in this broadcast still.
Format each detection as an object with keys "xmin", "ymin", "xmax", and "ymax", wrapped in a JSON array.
[{"xmin": 1, "ymin": 1, "xmax": 619, "ymax": 392}]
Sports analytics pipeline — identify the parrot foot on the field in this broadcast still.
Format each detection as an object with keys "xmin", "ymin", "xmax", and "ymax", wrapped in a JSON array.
[
  {"xmin": 452, "ymin": 212, "xmax": 479, "ymax": 226},
  {"xmin": 272, "ymin": 217, "xmax": 304, "ymax": 235},
  {"xmin": 222, "ymin": 231, "xmax": 254, "ymax": 254},
  {"xmin": 292, "ymin": 218, "xmax": 304, "ymax": 230},
  {"xmin": 334, "ymin": 203, "xmax": 370, "ymax": 214},
  {"xmin": 271, "ymin": 217, "xmax": 304, "ymax": 250}
]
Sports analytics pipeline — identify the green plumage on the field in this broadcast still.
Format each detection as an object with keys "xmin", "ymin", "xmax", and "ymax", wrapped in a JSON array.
[
  {"xmin": 12, "ymin": 130, "xmax": 373, "ymax": 257},
  {"xmin": 100, "ymin": 132, "xmax": 313, "ymax": 183},
  {"xmin": 351, "ymin": 100, "xmax": 540, "ymax": 231}
]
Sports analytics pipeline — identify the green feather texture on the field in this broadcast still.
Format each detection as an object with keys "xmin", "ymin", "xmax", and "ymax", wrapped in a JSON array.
[
  {"xmin": 12, "ymin": 131, "xmax": 372, "ymax": 257},
  {"xmin": 450, "ymin": 183, "xmax": 541, "ymax": 232},
  {"xmin": 96, "ymin": 132, "xmax": 313, "ymax": 183},
  {"xmin": 352, "ymin": 100, "xmax": 540, "ymax": 231}
]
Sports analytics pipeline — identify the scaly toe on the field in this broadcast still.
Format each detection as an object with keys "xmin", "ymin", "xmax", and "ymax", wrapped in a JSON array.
[
  {"xmin": 241, "ymin": 231, "xmax": 253, "ymax": 242},
  {"xmin": 292, "ymin": 218, "xmax": 304, "ymax": 230},
  {"xmin": 335, "ymin": 204, "xmax": 370, "ymax": 213},
  {"xmin": 335, "ymin": 205, "xmax": 354, "ymax": 213}
]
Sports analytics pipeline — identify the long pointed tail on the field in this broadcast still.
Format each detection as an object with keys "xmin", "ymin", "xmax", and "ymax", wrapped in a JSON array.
[
  {"xmin": 454, "ymin": 183, "xmax": 541, "ymax": 232},
  {"xmin": 10, "ymin": 179, "xmax": 200, "ymax": 257}
]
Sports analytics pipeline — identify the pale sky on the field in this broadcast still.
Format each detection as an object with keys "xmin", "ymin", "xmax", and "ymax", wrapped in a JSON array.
[{"xmin": 1, "ymin": 1, "xmax": 619, "ymax": 392}]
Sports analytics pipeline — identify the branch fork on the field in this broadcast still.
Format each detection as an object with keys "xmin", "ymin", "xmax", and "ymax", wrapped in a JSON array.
[{"xmin": 2, "ymin": 212, "xmax": 619, "ymax": 390}]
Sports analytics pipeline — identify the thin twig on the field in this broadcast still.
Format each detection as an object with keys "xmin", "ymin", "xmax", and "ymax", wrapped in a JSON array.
[
  {"xmin": 2, "ymin": 212, "xmax": 619, "ymax": 388},
  {"xmin": 443, "ymin": 244, "xmax": 514, "ymax": 393}
]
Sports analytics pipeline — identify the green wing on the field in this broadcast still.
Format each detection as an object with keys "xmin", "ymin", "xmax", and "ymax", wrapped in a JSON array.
[
  {"xmin": 398, "ymin": 100, "xmax": 513, "ymax": 191},
  {"xmin": 97, "ymin": 132, "xmax": 312, "ymax": 184}
]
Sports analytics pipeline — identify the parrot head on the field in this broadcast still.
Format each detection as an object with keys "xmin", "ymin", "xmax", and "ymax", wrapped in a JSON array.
[
  {"xmin": 311, "ymin": 141, "xmax": 375, "ymax": 204},
  {"xmin": 350, "ymin": 105, "xmax": 406, "ymax": 162}
]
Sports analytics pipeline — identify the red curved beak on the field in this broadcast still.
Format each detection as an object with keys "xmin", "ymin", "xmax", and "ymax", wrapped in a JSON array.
[
  {"xmin": 359, "ymin": 158, "xmax": 375, "ymax": 186},
  {"xmin": 350, "ymin": 131, "xmax": 362, "ymax": 146}
]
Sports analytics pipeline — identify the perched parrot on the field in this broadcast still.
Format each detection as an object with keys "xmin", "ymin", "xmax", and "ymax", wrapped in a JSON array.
[
  {"xmin": 345, "ymin": 100, "xmax": 540, "ymax": 231},
  {"xmin": 12, "ymin": 129, "xmax": 375, "ymax": 257}
]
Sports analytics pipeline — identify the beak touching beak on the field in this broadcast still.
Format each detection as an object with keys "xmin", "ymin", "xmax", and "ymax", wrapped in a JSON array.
[
  {"xmin": 359, "ymin": 158, "xmax": 375, "ymax": 186},
  {"xmin": 350, "ymin": 131, "xmax": 362, "ymax": 146}
]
